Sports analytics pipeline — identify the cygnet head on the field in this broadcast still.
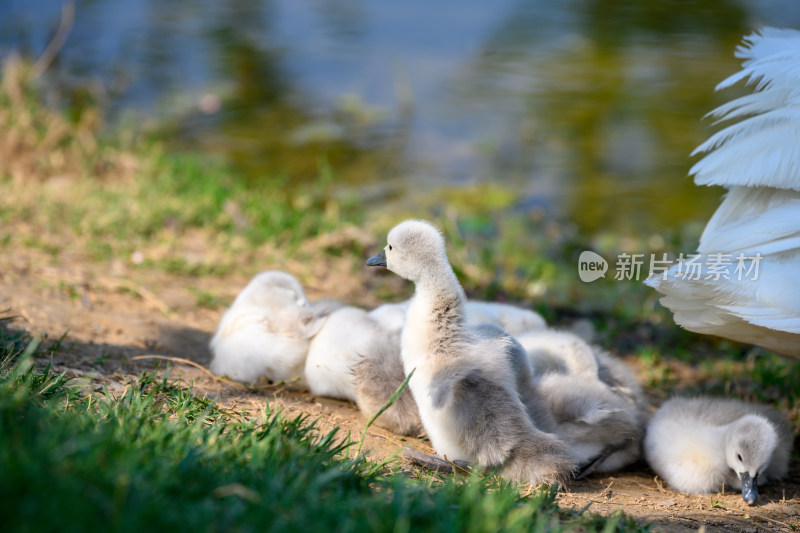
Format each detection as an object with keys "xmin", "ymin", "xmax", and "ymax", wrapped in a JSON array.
[
  {"xmin": 235, "ymin": 271, "xmax": 309, "ymax": 311},
  {"xmin": 366, "ymin": 220, "xmax": 448, "ymax": 282},
  {"xmin": 725, "ymin": 414, "xmax": 778, "ymax": 505}
]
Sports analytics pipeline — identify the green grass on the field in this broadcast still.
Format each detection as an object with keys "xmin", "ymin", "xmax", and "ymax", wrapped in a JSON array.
[
  {"xmin": 0, "ymin": 58, "xmax": 363, "ymax": 280},
  {"xmin": 1, "ymin": 150, "xmax": 358, "ymax": 265},
  {"xmin": 0, "ymin": 321, "xmax": 646, "ymax": 533}
]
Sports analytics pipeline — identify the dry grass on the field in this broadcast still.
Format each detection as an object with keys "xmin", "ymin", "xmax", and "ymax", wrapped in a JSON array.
[{"xmin": 0, "ymin": 56, "xmax": 139, "ymax": 184}]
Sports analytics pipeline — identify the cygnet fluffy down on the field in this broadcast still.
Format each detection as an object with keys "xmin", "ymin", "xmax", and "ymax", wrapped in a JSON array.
[
  {"xmin": 645, "ymin": 396, "xmax": 792, "ymax": 505},
  {"xmin": 516, "ymin": 329, "xmax": 648, "ymax": 476},
  {"xmin": 367, "ymin": 220, "xmax": 574, "ymax": 486},
  {"xmin": 209, "ymin": 271, "xmax": 336, "ymax": 383}
]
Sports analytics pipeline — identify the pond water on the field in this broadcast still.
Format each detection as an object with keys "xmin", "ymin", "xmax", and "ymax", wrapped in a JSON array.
[{"xmin": 4, "ymin": 0, "xmax": 800, "ymax": 235}]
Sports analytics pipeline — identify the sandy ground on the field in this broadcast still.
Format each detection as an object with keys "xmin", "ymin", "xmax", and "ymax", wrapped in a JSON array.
[{"xmin": 1, "ymin": 246, "xmax": 798, "ymax": 532}]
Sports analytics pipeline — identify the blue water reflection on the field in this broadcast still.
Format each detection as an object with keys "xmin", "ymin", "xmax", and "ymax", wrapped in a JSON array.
[{"xmin": 3, "ymin": 0, "xmax": 800, "ymax": 234}]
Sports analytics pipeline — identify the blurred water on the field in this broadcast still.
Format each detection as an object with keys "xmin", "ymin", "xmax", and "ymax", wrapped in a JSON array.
[{"xmin": 3, "ymin": 0, "xmax": 800, "ymax": 235}]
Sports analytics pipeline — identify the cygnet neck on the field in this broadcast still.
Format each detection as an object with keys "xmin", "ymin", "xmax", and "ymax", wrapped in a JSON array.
[
  {"xmin": 414, "ymin": 260, "xmax": 466, "ymax": 303},
  {"xmin": 415, "ymin": 261, "xmax": 464, "ymax": 288}
]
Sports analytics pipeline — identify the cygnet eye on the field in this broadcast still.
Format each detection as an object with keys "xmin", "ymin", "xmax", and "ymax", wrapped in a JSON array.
[
  {"xmin": 737, "ymin": 453, "xmax": 743, "ymax": 462},
  {"xmin": 388, "ymin": 245, "xmax": 393, "ymax": 251}
]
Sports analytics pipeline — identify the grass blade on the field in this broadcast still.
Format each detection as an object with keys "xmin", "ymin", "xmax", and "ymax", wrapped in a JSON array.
[{"xmin": 356, "ymin": 368, "xmax": 415, "ymax": 457}]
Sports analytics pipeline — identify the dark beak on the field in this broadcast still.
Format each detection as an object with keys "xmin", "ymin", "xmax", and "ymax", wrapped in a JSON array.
[
  {"xmin": 740, "ymin": 472, "xmax": 758, "ymax": 506},
  {"xmin": 366, "ymin": 249, "xmax": 387, "ymax": 267}
]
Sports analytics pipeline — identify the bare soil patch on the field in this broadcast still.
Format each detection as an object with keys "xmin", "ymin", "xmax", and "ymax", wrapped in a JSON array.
[{"xmin": 2, "ymin": 246, "xmax": 797, "ymax": 532}]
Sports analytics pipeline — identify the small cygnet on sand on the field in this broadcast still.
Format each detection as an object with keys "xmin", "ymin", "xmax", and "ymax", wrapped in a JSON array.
[
  {"xmin": 209, "ymin": 271, "xmax": 336, "ymax": 383},
  {"xmin": 367, "ymin": 220, "xmax": 574, "ymax": 485},
  {"xmin": 302, "ymin": 304, "xmax": 423, "ymax": 436},
  {"xmin": 304, "ymin": 306, "xmax": 377, "ymax": 402},
  {"xmin": 645, "ymin": 396, "xmax": 793, "ymax": 505}
]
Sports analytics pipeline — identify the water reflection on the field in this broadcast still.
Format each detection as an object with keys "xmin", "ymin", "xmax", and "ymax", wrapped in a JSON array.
[
  {"xmin": 3, "ymin": 0, "xmax": 800, "ymax": 235},
  {"xmin": 166, "ymin": 0, "xmax": 405, "ymax": 184}
]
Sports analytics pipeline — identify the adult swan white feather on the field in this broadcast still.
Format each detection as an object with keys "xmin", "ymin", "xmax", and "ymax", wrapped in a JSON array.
[{"xmin": 647, "ymin": 28, "xmax": 800, "ymax": 357}]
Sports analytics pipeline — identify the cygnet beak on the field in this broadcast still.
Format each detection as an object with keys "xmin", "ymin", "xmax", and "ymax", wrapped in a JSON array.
[
  {"xmin": 740, "ymin": 472, "xmax": 758, "ymax": 505},
  {"xmin": 366, "ymin": 249, "xmax": 387, "ymax": 267}
]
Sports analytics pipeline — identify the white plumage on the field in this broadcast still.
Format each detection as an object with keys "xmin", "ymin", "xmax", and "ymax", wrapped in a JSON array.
[
  {"xmin": 463, "ymin": 301, "xmax": 547, "ymax": 336},
  {"xmin": 647, "ymin": 28, "xmax": 800, "ymax": 357},
  {"xmin": 208, "ymin": 271, "xmax": 337, "ymax": 383},
  {"xmin": 355, "ymin": 301, "xmax": 544, "ymax": 436},
  {"xmin": 644, "ymin": 396, "xmax": 792, "ymax": 505},
  {"xmin": 691, "ymin": 28, "xmax": 800, "ymax": 191},
  {"xmin": 304, "ymin": 306, "xmax": 393, "ymax": 402}
]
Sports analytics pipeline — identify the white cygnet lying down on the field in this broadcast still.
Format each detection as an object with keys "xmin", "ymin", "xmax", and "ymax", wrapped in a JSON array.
[
  {"xmin": 516, "ymin": 329, "xmax": 648, "ymax": 476},
  {"xmin": 304, "ymin": 307, "xmax": 374, "ymax": 402},
  {"xmin": 209, "ymin": 271, "xmax": 338, "ymax": 383},
  {"xmin": 645, "ymin": 396, "xmax": 793, "ymax": 505},
  {"xmin": 302, "ymin": 306, "xmax": 400, "ymax": 400},
  {"xmin": 367, "ymin": 219, "xmax": 575, "ymax": 486}
]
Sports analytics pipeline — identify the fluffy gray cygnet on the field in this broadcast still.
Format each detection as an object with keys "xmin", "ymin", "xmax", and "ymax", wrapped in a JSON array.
[
  {"xmin": 367, "ymin": 219, "xmax": 575, "ymax": 486},
  {"xmin": 516, "ymin": 329, "xmax": 649, "ymax": 476}
]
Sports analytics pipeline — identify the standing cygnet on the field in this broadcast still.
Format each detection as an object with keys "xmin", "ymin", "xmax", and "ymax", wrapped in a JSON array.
[
  {"xmin": 361, "ymin": 301, "xmax": 547, "ymax": 436},
  {"xmin": 645, "ymin": 397, "xmax": 793, "ymax": 505},
  {"xmin": 516, "ymin": 329, "xmax": 648, "ymax": 475},
  {"xmin": 209, "ymin": 271, "xmax": 336, "ymax": 383},
  {"xmin": 367, "ymin": 220, "xmax": 574, "ymax": 485}
]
